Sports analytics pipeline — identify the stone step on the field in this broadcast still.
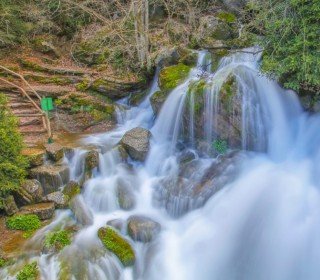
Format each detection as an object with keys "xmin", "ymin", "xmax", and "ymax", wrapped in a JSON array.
[
  {"xmin": 11, "ymin": 108, "xmax": 40, "ymax": 115},
  {"xmin": 19, "ymin": 125, "xmax": 47, "ymax": 134},
  {"xmin": 19, "ymin": 117, "xmax": 42, "ymax": 127},
  {"xmin": 9, "ymin": 102, "xmax": 33, "ymax": 109}
]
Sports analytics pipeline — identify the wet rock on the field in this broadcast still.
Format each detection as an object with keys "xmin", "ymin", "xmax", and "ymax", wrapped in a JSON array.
[
  {"xmin": 14, "ymin": 179, "xmax": 44, "ymax": 206},
  {"xmin": 3, "ymin": 196, "xmax": 19, "ymax": 216},
  {"xmin": 150, "ymin": 90, "xmax": 167, "ymax": 115},
  {"xmin": 107, "ymin": 219, "xmax": 125, "ymax": 232},
  {"xmin": 116, "ymin": 179, "xmax": 135, "ymax": 210},
  {"xmin": 19, "ymin": 202, "xmax": 55, "ymax": 220},
  {"xmin": 127, "ymin": 215, "xmax": 161, "ymax": 243},
  {"xmin": 45, "ymin": 143, "xmax": 64, "ymax": 162},
  {"xmin": 69, "ymin": 195, "xmax": 94, "ymax": 226},
  {"xmin": 85, "ymin": 150, "xmax": 99, "ymax": 179},
  {"xmin": 112, "ymin": 145, "xmax": 129, "ymax": 162},
  {"xmin": 98, "ymin": 226, "xmax": 135, "ymax": 266},
  {"xmin": 22, "ymin": 148, "xmax": 45, "ymax": 167},
  {"xmin": 63, "ymin": 181, "xmax": 81, "ymax": 199},
  {"xmin": 29, "ymin": 164, "xmax": 70, "ymax": 195},
  {"xmin": 177, "ymin": 149, "xmax": 196, "ymax": 165},
  {"xmin": 120, "ymin": 127, "xmax": 151, "ymax": 161},
  {"xmin": 155, "ymin": 47, "xmax": 181, "ymax": 68},
  {"xmin": 45, "ymin": 191, "xmax": 69, "ymax": 209}
]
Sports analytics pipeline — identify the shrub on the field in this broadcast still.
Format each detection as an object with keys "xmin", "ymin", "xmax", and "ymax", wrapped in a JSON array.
[
  {"xmin": 213, "ymin": 139, "xmax": 228, "ymax": 154},
  {"xmin": 0, "ymin": 94, "xmax": 28, "ymax": 201},
  {"xmin": 6, "ymin": 214, "xmax": 41, "ymax": 231},
  {"xmin": 17, "ymin": 262, "xmax": 39, "ymax": 280},
  {"xmin": 250, "ymin": 0, "xmax": 320, "ymax": 94}
]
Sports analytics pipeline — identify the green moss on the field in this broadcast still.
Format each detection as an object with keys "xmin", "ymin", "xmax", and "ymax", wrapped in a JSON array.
[
  {"xmin": 219, "ymin": 75, "xmax": 237, "ymax": 114},
  {"xmin": 25, "ymin": 74, "xmax": 73, "ymax": 86},
  {"xmin": 213, "ymin": 139, "xmax": 228, "ymax": 154},
  {"xmin": 159, "ymin": 63, "xmax": 191, "ymax": 93},
  {"xmin": 19, "ymin": 59, "xmax": 44, "ymax": 72},
  {"xmin": 217, "ymin": 12, "xmax": 236, "ymax": 23},
  {"xmin": 63, "ymin": 182, "xmax": 80, "ymax": 199},
  {"xmin": 17, "ymin": 262, "xmax": 39, "ymax": 280},
  {"xmin": 76, "ymin": 79, "xmax": 90, "ymax": 91},
  {"xmin": 44, "ymin": 230, "xmax": 72, "ymax": 251},
  {"xmin": 187, "ymin": 79, "xmax": 208, "ymax": 114},
  {"xmin": 0, "ymin": 258, "xmax": 7, "ymax": 268},
  {"xmin": 6, "ymin": 214, "xmax": 41, "ymax": 232},
  {"xmin": 98, "ymin": 226, "xmax": 135, "ymax": 266}
]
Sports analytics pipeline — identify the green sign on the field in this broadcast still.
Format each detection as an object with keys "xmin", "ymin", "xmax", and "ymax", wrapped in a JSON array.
[{"xmin": 41, "ymin": 97, "xmax": 54, "ymax": 111}]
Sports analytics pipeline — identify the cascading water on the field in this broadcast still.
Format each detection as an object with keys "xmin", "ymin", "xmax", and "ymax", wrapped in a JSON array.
[{"xmin": 2, "ymin": 48, "xmax": 320, "ymax": 280}]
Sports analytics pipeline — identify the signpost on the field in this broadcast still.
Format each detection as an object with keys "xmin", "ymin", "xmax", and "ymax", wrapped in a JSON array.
[{"xmin": 41, "ymin": 97, "xmax": 54, "ymax": 143}]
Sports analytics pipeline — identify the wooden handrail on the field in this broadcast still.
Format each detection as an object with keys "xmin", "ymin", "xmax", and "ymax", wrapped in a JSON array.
[{"xmin": 0, "ymin": 77, "xmax": 52, "ymax": 139}]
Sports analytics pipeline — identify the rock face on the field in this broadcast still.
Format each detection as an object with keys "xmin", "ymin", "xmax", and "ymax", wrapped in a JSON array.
[
  {"xmin": 30, "ymin": 165, "xmax": 70, "ymax": 195},
  {"xmin": 22, "ymin": 149, "xmax": 45, "ymax": 167},
  {"xmin": 3, "ymin": 195, "xmax": 19, "ymax": 216},
  {"xmin": 98, "ymin": 226, "xmax": 135, "ymax": 266},
  {"xmin": 45, "ymin": 143, "xmax": 64, "ymax": 162},
  {"xmin": 120, "ymin": 127, "xmax": 151, "ymax": 161},
  {"xmin": 155, "ymin": 151, "xmax": 244, "ymax": 217},
  {"xmin": 19, "ymin": 202, "xmax": 55, "ymax": 220},
  {"xmin": 63, "ymin": 181, "xmax": 81, "ymax": 199},
  {"xmin": 14, "ymin": 179, "xmax": 44, "ymax": 206},
  {"xmin": 69, "ymin": 195, "xmax": 94, "ymax": 226},
  {"xmin": 127, "ymin": 215, "xmax": 161, "ymax": 243}
]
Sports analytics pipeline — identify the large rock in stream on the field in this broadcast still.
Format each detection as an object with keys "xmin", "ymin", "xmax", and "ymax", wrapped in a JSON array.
[
  {"xmin": 69, "ymin": 195, "xmax": 94, "ymax": 226},
  {"xmin": 127, "ymin": 215, "xmax": 161, "ymax": 243},
  {"xmin": 155, "ymin": 151, "xmax": 245, "ymax": 217},
  {"xmin": 120, "ymin": 127, "xmax": 151, "ymax": 161}
]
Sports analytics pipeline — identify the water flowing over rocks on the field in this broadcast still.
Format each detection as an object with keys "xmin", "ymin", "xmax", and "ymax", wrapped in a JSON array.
[
  {"xmin": 120, "ymin": 127, "xmax": 151, "ymax": 161},
  {"xmin": 29, "ymin": 165, "xmax": 70, "ymax": 195},
  {"xmin": 127, "ymin": 215, "xmax": 161, "ymax": 243},
  {"xmin": 69, "ymin": 195, "xmax": 94, "ymax": 226},
  {"xmin": 45, "ymin": 191, "xmax": 69, "ymax": 209},
  {"xmin": 116, "ymin": 178, "xmax": 136, "ymax": 210}
]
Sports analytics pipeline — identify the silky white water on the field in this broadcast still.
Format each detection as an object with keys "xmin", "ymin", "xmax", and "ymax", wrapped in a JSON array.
[{"xmin": 2, "ymin": 48, "xmax": 320, "ymax": 280}]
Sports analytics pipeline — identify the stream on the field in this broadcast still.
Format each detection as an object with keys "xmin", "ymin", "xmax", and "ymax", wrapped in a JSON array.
[{"xmin": 3, "ymin": 48, "xmax": 320, "ymax": 280}]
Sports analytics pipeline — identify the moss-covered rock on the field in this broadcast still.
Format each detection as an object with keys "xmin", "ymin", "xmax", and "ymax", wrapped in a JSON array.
[
  {"xmin": 21, "ymin": 148, "xmax": 45, "ymax": 167},
  {"xmin": 2, "ymin": 195, "xmax": 19, "ymax": 216},
  {"xmin": 98, "ymin": 226, "xmax": 135, "ymax": 266},
  {"xmin": 158, "ymin": 63, "xmax": 191, "ymax": 93},
  {"xmin": 45, "ymin": 143, "xmax": 64, "ymax": 162},
  {"xmin": 16, "ymin": 262, "xmax": 39, "ymax": 280},
  {"xmin": 44, "ymin": 229, "xmax": 72, "ymax": 252},
  {"xmin": 24, "ymin": 74, "xmax": 75, "ymax": 86},
  {"xmin": 14, "ymin": 179, "xmax": 44, "ymax": 206},
  {"xmin": 150, "ymin": 90, "xmax": 167, "ymax": 115},
  {"xmin": 19, "ymin": 202, "xmax": 55, "ymax": 220},
  {"xmin": 63, "ymin": 181, "xmax": 81, "ymax": 200}
]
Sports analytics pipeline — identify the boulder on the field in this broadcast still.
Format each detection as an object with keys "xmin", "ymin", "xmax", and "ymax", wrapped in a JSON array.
[
  {"xmin": 30, "ymin": 165, "xmax": 70, "ymax": 195},
  {"xmin": 84, "ymin": 150, "xmax": 99, "ymax": 179},
  {"xmin": 22, "ymin": 148, "xmax": 45, "ymax": 167},
  {"xmin": 19, "ymin": 202, "xmax": 55, "ymax": 220},
  {"xmin": 98, "ymin": 226, "xmax": 135, "ymax": 266},
  {"xmin": 63, "ymin": 181, "xmax": 81, "ymax": 200},
  {"xmin": 14, "ymin": 179, "xmax": 44, "ymax": 206},
  {"xmin": 45, "ymin": 143, "xmax": 64, "ymax": 162},
  {"xmin": 127, "ymin": 215, "xmax": 161, "ymax": 243},
  {"xmin": 107, "ymin": 219, "xmax": 125, "ymax": 233},
  {"xmin": 150, "ymin": 90, "xmax": 167, "ymax": 115},
  {"xmin": 69, "ymin": 195, "xmax": 94, "ymax": 226},
  {"xmin": 45, "ymin": 191, "xmax": 69, "ymax": 209},
  {"xmin": 120, "ymin": 127, "xmax": 151, "ymax": 161},
  {"xmin": 3, "ymin": 195, "xmax": 19, "ymax": 216},
  {"xmin": 116, "ymin": 179, "xmax": 135, "ymax": 210}
]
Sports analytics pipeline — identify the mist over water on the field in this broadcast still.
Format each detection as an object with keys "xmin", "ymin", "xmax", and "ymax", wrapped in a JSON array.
[{"xmin": 2, "ymin": 48, "xmax": 320, "ymax": 280}]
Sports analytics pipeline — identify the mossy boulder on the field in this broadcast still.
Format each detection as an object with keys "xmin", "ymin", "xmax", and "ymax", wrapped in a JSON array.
[
  {"xmin": 45, "ymin": 191, "xmax": 69, "ymax": 209},
  {"xmin": 16, "ymin": 262, "xmax": 39, "ymax": 280},
  {"xmin": 2, "ymin": 195, "xmax": 19, "ymax": 216},
  {"xmin": 22, "ymin": 148, "xmax": 45, "ymax": 167},
  {"xmin": 63, "ymin": 181, "xmax": 81, "ymax": 200},
  {"xmin": 98, "ymin": 226, "xmax": 135, "ymax": 267},
  {"xmin": 44, "ymin": 229, "xmax": 72, "ymax": 253},
  {"xmin": 158, "ymin": 63, "xmax": 191, "ymax": 93},
  {"xmin": 90, "ymin": 78, "xmax": 147, "ymax": 100}
]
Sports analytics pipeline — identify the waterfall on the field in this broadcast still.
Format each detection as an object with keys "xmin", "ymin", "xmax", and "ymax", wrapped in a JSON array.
[{"xmin": 2, "ymin": 49, "xmax": 320, "ymax": 280}]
